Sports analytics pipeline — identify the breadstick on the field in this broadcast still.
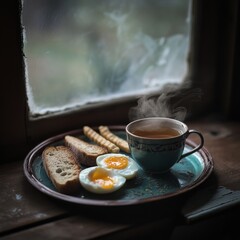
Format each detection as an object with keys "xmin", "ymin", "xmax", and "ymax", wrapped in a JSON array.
[
  {"xmin": 99, "ymin": 126, "xmax": 130, "ymax": 153},
  {"xmin": 83, "ymin": 126, "xmax": 120, "ymax": 153}
]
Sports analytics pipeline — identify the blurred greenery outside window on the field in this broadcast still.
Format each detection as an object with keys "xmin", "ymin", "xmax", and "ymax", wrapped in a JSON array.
[{"xmin": 23, "ymin": 0, "xmax": 191, "ymax": 116}]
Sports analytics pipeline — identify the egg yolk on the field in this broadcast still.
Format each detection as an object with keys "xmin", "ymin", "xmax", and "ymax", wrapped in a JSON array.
[
  {"xmin": 104, "ymin": 156, "xmax": 129, "ymax": 169},
  {"xmin": 90, "ymin": 168, "xmax": 114, "ymax": 189}
]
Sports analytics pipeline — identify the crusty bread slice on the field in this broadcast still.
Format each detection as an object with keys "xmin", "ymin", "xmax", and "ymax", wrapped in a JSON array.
[
  {"xmin": 64, "ymin": 135, "xmax": 108, "ymax": 167},
  {"xmin": 42, "ymin": 145, "xmax": 81, "ymax": 194}
]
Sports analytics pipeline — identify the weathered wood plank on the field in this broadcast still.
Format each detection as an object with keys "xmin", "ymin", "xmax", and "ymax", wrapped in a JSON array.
[
  {"xmin": 0, "ymin": 214, "xmax": 176, "ymax": 240},
  {"xmin": 182, "ymin": 184, "xmax": 240, "ymax": 222},
  {"xmin": 0, "ymin": 161, "xmax": 67, "ymax": 233}
]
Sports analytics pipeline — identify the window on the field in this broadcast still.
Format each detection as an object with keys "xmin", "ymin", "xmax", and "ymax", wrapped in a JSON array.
[
  {"xmin": 2, "ymin": 0, "xmax": 238, "ymax": 160},
  {"xmin": 22, "ymin": 0, "xmax": 191, "ymax": 116}
]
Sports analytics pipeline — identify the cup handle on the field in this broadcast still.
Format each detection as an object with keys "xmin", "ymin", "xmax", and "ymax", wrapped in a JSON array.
[{"xmin": 179, "ymin": 130, "xmax": 204, "ymax": 160}]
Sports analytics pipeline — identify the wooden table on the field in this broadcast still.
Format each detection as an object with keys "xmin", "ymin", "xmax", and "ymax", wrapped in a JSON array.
[{"xmin": 1, "ymin": 117, "xmax": 240, "ymax": 240}]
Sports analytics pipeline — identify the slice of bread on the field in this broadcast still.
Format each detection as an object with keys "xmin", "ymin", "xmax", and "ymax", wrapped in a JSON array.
[
  {"xmin": 42, "ymin": 145, "xmax": 81, "ymax": 194},
  {"xmin": 64, "ymin": 135, "xmax": 108, "ymax": 167}
]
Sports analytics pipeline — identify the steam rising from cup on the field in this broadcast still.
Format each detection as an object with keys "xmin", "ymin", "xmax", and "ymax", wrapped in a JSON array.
[{"xmin": 128, "ymin": 82, "xmax": 202, "ymax": 122}]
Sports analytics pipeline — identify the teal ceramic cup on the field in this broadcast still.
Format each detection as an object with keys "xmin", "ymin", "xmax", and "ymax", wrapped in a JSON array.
[{"xmin": 126, "ymin": 117, "xmax": 204, "ymax": 173}]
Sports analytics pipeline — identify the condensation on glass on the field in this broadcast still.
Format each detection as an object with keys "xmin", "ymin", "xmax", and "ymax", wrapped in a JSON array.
[{"xmin": 22, "ymin": 0, "xmax": 191, "ymax": 116}]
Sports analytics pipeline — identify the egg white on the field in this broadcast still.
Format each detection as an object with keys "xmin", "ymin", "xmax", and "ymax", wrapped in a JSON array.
[
  {"xmin": 79, "ymin": 166, "xmax": 126, "ymax": 194},
  {"xmin": 96, "ymin": 153, "xmax": 139, "ymax": 180}
]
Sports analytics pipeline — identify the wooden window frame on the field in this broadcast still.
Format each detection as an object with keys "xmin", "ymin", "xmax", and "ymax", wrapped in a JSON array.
[{"xmin": 1, "ymin": 0, "xmax": 239, "ymax": 161}]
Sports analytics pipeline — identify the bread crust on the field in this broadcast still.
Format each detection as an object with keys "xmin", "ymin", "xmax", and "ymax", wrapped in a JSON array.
[
  {"xmin": 42, "ymin": 145, "xmax": 81, "ymax": 194},
  {"xmin": 64, "ymin": 135, "xmax": 108, "ymax": 166}
]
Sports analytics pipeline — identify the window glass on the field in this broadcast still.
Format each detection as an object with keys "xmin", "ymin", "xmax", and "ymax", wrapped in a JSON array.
[{"xmin": 22, "ymin": 0, "xmax": 191, "ymax": 116}]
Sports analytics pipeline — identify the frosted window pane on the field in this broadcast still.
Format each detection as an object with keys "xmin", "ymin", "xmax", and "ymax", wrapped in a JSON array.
[{"xmin": 22, "ymin": 0, "xmax": 191, "ymax": 115}]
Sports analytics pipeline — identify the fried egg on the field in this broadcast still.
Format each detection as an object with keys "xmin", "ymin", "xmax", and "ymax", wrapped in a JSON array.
[
  {"xmin": 79, "ymin": 166, "xmax": 126, "ymax": 194},
  {"xmin": 96, "ymin": 153, "xmax": 139, "ymax": 180}
]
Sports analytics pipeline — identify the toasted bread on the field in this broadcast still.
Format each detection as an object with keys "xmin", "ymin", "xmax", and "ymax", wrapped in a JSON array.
[
  {"xmin": 64, "ymin": 135, "xmax": 108, "ymax": 166},
  {"xmin": 42, "ymin": 145, "xmax": 81, "ymax": 194}
]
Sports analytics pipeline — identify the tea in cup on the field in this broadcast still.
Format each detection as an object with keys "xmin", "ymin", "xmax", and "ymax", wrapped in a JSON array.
[{"xmin": 126, "ymin": 117, "xmax": 204, "ymax": 173}]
